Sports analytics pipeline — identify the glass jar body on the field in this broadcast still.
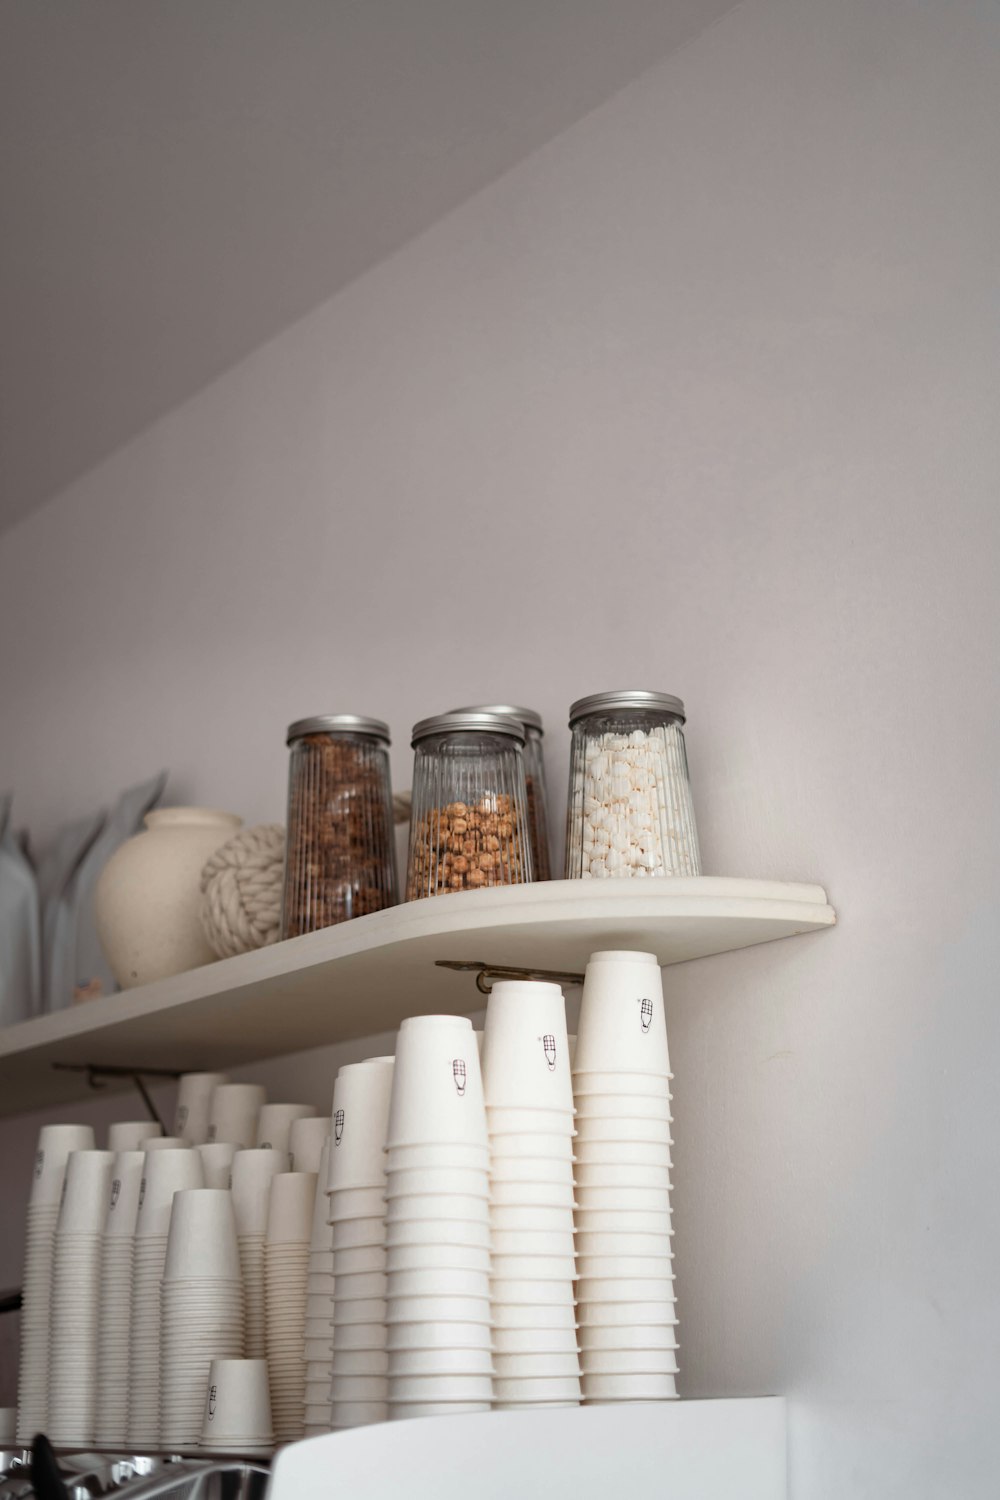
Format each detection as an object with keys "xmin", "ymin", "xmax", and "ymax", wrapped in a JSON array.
[
  {"xmin": 522, "ymin": 725, "xmax": 552, "ymax": 881},
  {"xmin": 282, "ymin": 732, "xmax": 398, "ymax": 936},
  {"xmin": 565, "ymin": 709, "xmax": 700, "ymax": 880},
  {"xmin": 406, "ymin": 731, "xmax": 534, "ymax": 899}
]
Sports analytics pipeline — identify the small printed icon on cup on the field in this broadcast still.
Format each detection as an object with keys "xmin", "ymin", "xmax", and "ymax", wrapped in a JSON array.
[
  {"xmin": 542, "ymin": 1035, "xmax": 557, "ymax": 1071},
  {"xmin": 208, "ymin": 1385, "xmax": 217, "ymax": 1419},
  {"xmin": 640, "ymin": 998, "xmax": 653, "ymax": 1033},
  {"xmin": 452, "ymin": 1060, "xmax": 467, "ymax": 1097},
  {"xmin": 176, "ymin": 1105, "xmax": 189, "ymax": 1130},
  {"xmin": 335, "ymin": 1110, "xmax": 345, "ymax": 1144},
  {"xmin": 34, "ymin": 1151, "xmax": 44, "ymax": 1179},
  {"xmin": 138, "ymin": 1178, "xmax": 147, "ymax": 1208},
  {"xmin": 110, "ymin": 1179, "xmax": 122, "ymax": 1209}
]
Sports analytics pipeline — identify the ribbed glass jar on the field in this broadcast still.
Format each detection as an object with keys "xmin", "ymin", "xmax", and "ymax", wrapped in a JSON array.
[
  {"xmin": 565, "ymin": 691, "xmax": 701, "ymax": 880},
  {"xmin": 281, "ymin": 715, "xmax": 398, "ymax": 937},
  {"xmin": 449, "ymin": 705, "xmax": 552, "ymax": 880},
  {"xmin": 405, "ymin": 712, "xmax": 534, "ymax": 900}
]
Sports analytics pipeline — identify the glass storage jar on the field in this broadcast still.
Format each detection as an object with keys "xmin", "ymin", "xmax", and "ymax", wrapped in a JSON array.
[
  {"xmin": 449, "ymin": 705, "xmax": 552, "ymax": 880},
  {"xmin": 405, "ymin": 712, "xmax": 534, "ymax": 899},
  {"xmin": 281, "ymin": 715, "xmax": 398, "ymax": 937},
  {"xmin": 565, "ymin": 690, "xmax": 701, "ymax": 880}
]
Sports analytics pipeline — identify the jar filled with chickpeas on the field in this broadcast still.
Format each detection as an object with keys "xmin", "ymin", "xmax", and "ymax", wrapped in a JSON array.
[
  {"xmin": 449, "ymin": 704, "xmax": 552, "ymax": 879},
  {"xmin": 405, "ymin": 712, "xmax": 534, "ymax": 899}
]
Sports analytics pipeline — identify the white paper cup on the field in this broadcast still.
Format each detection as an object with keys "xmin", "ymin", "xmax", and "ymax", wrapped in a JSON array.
[
  {"xmin": 387, "ymin": 1401, "xmax": 488, "ymax": 1419},
  {"xmin": 329, "ymin": 1374, "xmax": 389, "ymax": 1402},
  {"xmin": 490, "ymin": 1205, "xmax": 575, "ymax": 1234},
  {"xmin": 385, "ymin": 1218, "xmax": 491, "ymax": 1249},
  {"xmin": 231, "ymin": 1148, "xmax": 290, "ymax": 1236},
  {"xmin": 489, "ymin": 1156, "xmax": 576, "ymax": 1186},
  {"xmin": 490, "ymin": 1254, "xmax": 576, "ymax": 1281},
  {"xmin": 493, "ymin": 1376, "xmax": 580, "ymax": 1402},
  {"xmin": 577, "ymin": 1301, "xmax": 678, "ymax": 1327},
  {"xmin": 163, "ymin": 1189, "xmax": 241, "ymax": 1280},
  {"xmin": 334, "ymin": 1244, "xmax": 388, "ymax": 1274},
  {"xmin": 481, "ymin": 980, "xmax": 573, "ymax": 1110},
  {"xmin": 256, "ymin": 1102, "xmax": 317, "ymax": 1153},
  {"xmin": 493, "ymin": 1327, "xmax": 580, "ymax": 1355},
  {"xmin": 141, "ymin": 1136, "xmax": 190, "ymax": 1151},
  {"xmin": 108, "ymin": 1120, "xmax": 163, "ymax": 1152},
  {"xmin": 494, "ymin": 1352, "xmax": 580, "ymax": 1378},
  {"xmin": 135, "ymin": 1148, "xmax": 206, "ymax": 1236},
  {"xmin": 483, "ymin": 1133, "xmax": 574, "ymax": 1161},
  {"xmin": 573, "ymin": 1072, "xmax": 671, "ymax": 1098},
  {"xmin": 266, "ymin": 1172, "xmax": 317, "ymax": 1243},
  {"xmin": 385, "ymin": 1321, "xmax": 492, "ymax": 1352},
  {"xmin": 574, "ymin": 951, "xmax": 670, "ymax": 1077},
  {"xmin": 490, "ymin": 1278, "xmax": 576, "ymax": 1306},
  {"xmin": 384, "ymin": 1296, "xmax": 490, "ymax": 1325},
  {"xmin": 334, "ymin": 1271, "xmax": 387, "ymax": 1301},
  {"xmin": 57, "ymin": 1150, "xmax": 115, "ymax": 1235},
  {"xmin": 174, "ymin": 1072, "xmax": 230, "ymax": 1144},
  {"xmin": 385, "ymin": 1165, "xmax": 490, "ymax": 1198},
  {"xmin": 580, "ymin": 1348, "xmax": 679, "ymax": 1375},
  {"xmin": 575, "ymin": 1166, "xmax": 671, "ymax": 1194},
  {"xmin": 574, "ymin": 1208, "xmax": 673, "ymax": 1236},
  {"xmin": 575, "ymin": 1275, "xmax": 675, "ymax": 1303},
  {"xmin": 328, "ymin": 1057, "xmax": 395, "ymax": 1191},
  {"xmin": 388, "ymin": 1348, "xmax": 493, "ymax": 1377},
  {"xmin": 574, "ymin": 1116, "xmax": 673, "ymax": 1144},
  {"xmin": 578, "ymin": 1323, "xmax": 679, "ymax": 1350},
  {"xmin": 582, "ymin": 1373, "xmax": 677, "ymax": 1401},
  {"xmin": 491, "ymin": 1301, "xmax": 577, "ymax": 1331},
  {"xmin": 103, "ymin": 1150, "xmax": 145, "ymax": 1237},
  {"xmin": 385, "ymin": 1193, "xmax": 490, "ymax": 1224},
  {"xmin": 333, "ymin": 1349, "xmax": 388, "ymax": 1376},
  {"xmin": 290, "ymin": 1116, "xmax": 330, "ymax": 1174},
  {"xmin": 575, "ymin": 1092, "xmax": 671, "ymax": 1121},
  {"xmin": 0, "ymin": 1408, "xmax": 16, "ymax": 1443},
  {"xmin": 574, "ymin": 1141, "xmax": 673, "ymax": 1169},
  {"xmin": 329, "ymin": 1186, "xmax": 387, "ymax": 1221},
  {"xmin": 389, "ymin": 1374, "xmax": 492, "ymax": 1402},
  {"xmin": 309, "ymin": 1272, "xmax": 336, "ymax": 1294},
  {"xmin": 491, "ymin": 1228, "xmax": 575, "ymax": 1258},
  {"xmin": 208, "ymin": 1083, "xmax": 267, "ymax": 1148},
  {"xmin": 490, "ymin": 1180, "xmax": 575, "ymax": 1209},
  {"xmin": 332, "ymin": 1297, "xmax": 388, "ymax": 1326},
  {"xmin": 329, "ymin": 1400, "xmax": 388, "ymax": 1426},
  {"xmin": 387, "ymin": 1016, "xmax": 487, "ymax": 1149},
  {"xmin": 387, "ymin": 1267, "xmax": 489, "ymax": 1298},
  {"xmin": 385, "ymin": 1143, "xmax": 488, "ymax": 1172},
  {"xmin": 332, "ymin": 1216, "xmax": 386, "ymax": 1251},
  {"xmin": 334, "ymin": 1323, "xmax": 390, "ymax": 1352},
  {"xmin": 486, "ymin": 1107, "xmax": 576, "ymax": 1137},
  {"xmin": 386, "ymin": 1243, "xmax": 490, "ymax": 1274},
  {"xmin": 30, "ymin": 1124, "xmax": 97, "ymax": 1207},
  {"xmin": 576, "ymin": 1254, "xmax": 673, "ymax": 1279},
  {"xmin": 198, "ymin": 1142, "xmax": 239, "ymax": 1188}
]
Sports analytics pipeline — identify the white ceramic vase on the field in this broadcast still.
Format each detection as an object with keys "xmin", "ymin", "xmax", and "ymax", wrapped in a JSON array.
[{"xmin": 95, "ymin": 807, "xmax": 243, "ymax": 988}]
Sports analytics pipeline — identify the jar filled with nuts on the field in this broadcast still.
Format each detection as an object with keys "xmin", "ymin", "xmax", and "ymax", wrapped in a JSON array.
[
  {"xmin": 449, "ymin": 705, "xmax": 552, "ymax": 880},
  {"xmin": 282, "ymin": 715, "xmax": 398, "ymax": 937},
  {"xmin": 405, "ymin": 712, "xmax": 534, "ymax": 899},
  {"xmin": 565, "ymin": 691, "xmax": 701, "ymax": 880}
]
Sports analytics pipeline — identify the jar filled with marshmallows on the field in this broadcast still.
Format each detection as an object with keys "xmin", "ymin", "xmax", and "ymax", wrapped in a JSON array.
[
  {"xmin": 565, "ymin": 691, "xmax": 701, "ymax": 880},
  {"xmin": 405, "ymin": 712, "xmax": 534, "ymax": 899}
]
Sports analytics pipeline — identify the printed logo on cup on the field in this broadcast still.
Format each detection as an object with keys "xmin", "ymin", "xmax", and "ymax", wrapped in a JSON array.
[
  {"xmin": 542, "ymin": 1035, "xmax": 557, "ymax": 1071},
  {"xmin": 34, "ymin": 1150, "xmax": 44, "ymax": 1179},
  {"xmin": 334, "ymin": 1109, "xmax": 345, "ymax": 1145},
  {"xmin": 639, "ymin": 998, "xmax": 653, "ymax": 1034},
  {"xmin": 208, "ymin": 1384, "xmax": 217, "ymax": 1419},
  {"xmin": 138, "ymin": 1177, "xmax": 147, "ymax": 1209},
  {"xmin": 110, "ymin": 1179, "xmax": 122, "ymax": 1210},
  {"xmin": 452, "ymin": 1059, "xmax": 467, "ymax": 1097}
]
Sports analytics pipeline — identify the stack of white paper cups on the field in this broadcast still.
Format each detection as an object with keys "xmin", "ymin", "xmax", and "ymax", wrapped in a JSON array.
[
  {"xmin": 304, "ymin": 1135, "xmax": 334, "ymax": 1437},
  {"xmin": 290, "ymin": 1115, "xmax": 331, "ymax": 1175},
  {"xmin": 200, "ymin": 1357, "xmax": 274, "ymax": 1457},
  {"xmin": 264, "ymin": 1171, "xmax": 317, "ymax": 1443},
  {"xmin": 328, "ymin": 1057, "xmax": 395, "ymax": 1430},
  {"xmin": 174, "ymin": 1073, "xmax": 230, "ymax": 1145},
  {"xmin": 483, "ymin": 981, "xmax": 581, "ymax": 1409},
  {"xmin": 48, "ymin": 1149, "xmax": 116, "ymax": 1446},
  {"xmin": 16, "ymin": 1123, "xmax": 95, "ymax": 1444},
  {"xmin": 199, "ymin": 1142, "xmax": 239, "ymax": 1188},
  {"xmin": 95, "ymin": 1149, "xmax": 145, "ymax": 1447},
  {"xmin": 256, "ymin": 1102, "xmax": 317, "ymax": 1153},
  {"xmin": 160, "ymin": 1188, "xmax": 246, "ymax": 1451},
  {"xmin": 573, "ymin": 950, "xmax": 678, "ymax": 1403},
  {"xmin": 128, "ymin": 1147, "xmax": 205, "ymax": 1447},
  {"xmin": 108, "ymin": 1121, "xmax": 163, "ymax": 1151},
  {"xmin": 231, "ymin": 1148, "xmax": 289, "ymax": 1360},
  {"xmin": 385, "ymin": 1017, "xmax": 493, "ymax": 1421},
  {"xmin": 208, "ymin": 1084, "xmax": 267, "ymax": 1149}
]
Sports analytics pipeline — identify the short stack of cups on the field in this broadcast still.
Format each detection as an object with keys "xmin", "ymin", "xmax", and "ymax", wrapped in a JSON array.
[
  {"xmin": 328, "ymin": 1057, "xmax": 395, "ymax": 1431},
  {"xmin": 200, "ymin": 1358, "xmax": 274, "ymax": 1458},
  {"xmin": 482, "ymin": 981, "xmax": 581, "ymax": 1409},
  {"xmin": 573, "ymin": 950, "xmax": 679, "ymax": 1404},
  {"xmin": 128, "ymin": 1147, "xmax": 206, "ymax": 1448},
  {"xmin": 231, "ymin": 1149, "xmax": 289, "ymax": 1360},
  {"xmin": 264, "ymin": 1171, "xmax": 317, "ymax": 1443},
  {"xmin": 199, "ymin": 1142, "xmax": 240, "ymax": 1188},
  {"xmin": 174, "ymin": 1072, "xmax": 230, "ymax": 1145},
  {"xmin": 208, "ymin": 1084, "xmax": 267, "ymax": 1149},
  {"xmin": 47, "ymin": 1149, "xmax": 115, "ymax": 1446},
  {"xmin": 16, "ymin": 1123, "xmax": 95, "ymax": 1444},
  {"xmin": 256, "ymin": 1102, "xmax": 317, "ymax": 1154},
  {"xmin": 95, "ymin": 1149, "xmax": 145, "ymax": 1448},
  {"xmin": 385, "ymin": 1017, "xmax": 494, "ymax": 1421},
  {"xmin": 304, "ymin": 1135, "xmax": 334, "ymax": 1437},
  {"xmin": 108, "ymin": 1121, "xmax": 163, "ymax": 1151},
  {"xmin": 160, "ymin": 1188, "xmax": 246, "ymax": 1452}
]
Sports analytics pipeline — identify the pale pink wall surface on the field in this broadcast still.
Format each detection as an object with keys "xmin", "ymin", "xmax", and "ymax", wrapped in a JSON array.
[{"xmin": 1, "ymin": 0, "xmax": 999, "ymax": 1493}]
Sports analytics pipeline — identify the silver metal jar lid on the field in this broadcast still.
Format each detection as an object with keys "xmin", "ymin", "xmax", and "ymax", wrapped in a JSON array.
[
  {"xmin": 568, "ymin": 690, "xmax": 686, "ymax": 727},
  {"xmin": 411, "ymin": 711, "xmax": 526, "ymax": 747},
  {"xmin": 449, "ymin": 704, "xmax": 543, "ymax": 735},
  {"xmin": 287, "ymin": 714, "xmax": 391, "ymax": 745}
]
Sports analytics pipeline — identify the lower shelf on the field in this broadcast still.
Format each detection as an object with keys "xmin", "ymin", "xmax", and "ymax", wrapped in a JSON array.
[{"xmin": 270, "ymin": 1399, "xmax": 787, "ymax": 1500}]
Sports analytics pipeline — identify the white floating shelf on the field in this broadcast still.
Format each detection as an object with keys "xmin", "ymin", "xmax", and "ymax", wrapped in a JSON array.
[
  {"xmin": 0, "ymin": 878, "xmax": 833, "ymax": 1116},
  {"xmin": 270, "ymin": 1398, "xmax": 787, "ymax": 1500}
]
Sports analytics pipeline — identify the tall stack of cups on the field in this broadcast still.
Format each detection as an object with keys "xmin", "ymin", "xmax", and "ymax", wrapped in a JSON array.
[
  {"xmin": 95, "ymin": 1149, "xmax": 145, "ymax": 1447},
  {"xmin": 256, "ymin": 1103, "xmax": 317, "ymax": 1153},
  {"xmin": 573, "ymin": 951, "xmax": 679, "ymax": 1403},
  {"xmin": 47, "ymin": 1149, "xmax": 115, "ymax": 1446},
  {"xmin": 108, "ymin": 1121, "xmax": 163, "ymax": 1150},
  {"xmin": 303, "ymin": 1135, "xmax": 334, "ymax": 1437},
  {"xmin": 231, "ymin": 1149, "xmax": 289, "ymax": 1360},
  {"xmin": 160, "ymin": 1189, "xmax": 246, "ymax": 1451},
  {"xmin": 199, "ymin": 1142, "xmax": 239, "ymax": 1188},
  {"xmin": 385, "ymin": 1017, "xmax": 493, "ymax": 1420},
  {"xmin": 264, "ymin": 1172, "xmax": 317, "ymax": 1443},
  {"xmin": 16, "ymin": 1123, "xmax": 95, "ymax": 1444},
  {"xmin": 328, "ymin": 1057, "xmax": 394, "ymax": 1430},
  {"xmin": 174, "ymin": 1073, "xmax": 230, "ymax": 1145},
  {"xmin": 290, "ymin": 1116, "xmax": 331, "ymax": 1175},
  {"xmin": 208, "ymin": 1084, "xmax": 267, "ymax": 1149},
  {"xmin": 128, "ymin": 1147, "xmax": 205, "ymax": 1447},
  {"xmin": 482, "ymin": 982, "xmax": 581, "ymax": 1409}
]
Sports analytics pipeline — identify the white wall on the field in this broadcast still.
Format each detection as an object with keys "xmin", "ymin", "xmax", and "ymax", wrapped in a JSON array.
[{"xmin": 1, "ymin": 0, "xmax": 998, "ymax": 1492}]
